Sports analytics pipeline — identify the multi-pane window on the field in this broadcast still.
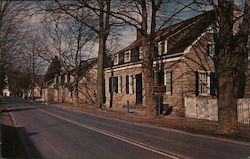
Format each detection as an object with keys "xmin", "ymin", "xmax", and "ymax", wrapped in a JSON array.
[
  {"xmin": 125, "ymin": 75, "xmax": 134, "ymax": 94},
  {"xmin": 208, "ymin": 42, "xmax": 215, "ymax": 57},
  {"xmin": 198, "ymin": 71, "xmax": 210, "ymax": 95},
  {"xmin": 114, "ymin": 54, "xmax": 119, "ymax": 65},
  {"xmin": 164, "ymin": 70, "xmax": 172, "ymax": 94},
  {"xmin": 158, "ymin": 40, "xmax": 167, "ymax": 55},
  {"xmin": 139, "ymin": 47, "xmax": 143, "ymax": 60},
  {"xmin": 124, "ymin": 50, "xmax": 131, "ymax": 63}
]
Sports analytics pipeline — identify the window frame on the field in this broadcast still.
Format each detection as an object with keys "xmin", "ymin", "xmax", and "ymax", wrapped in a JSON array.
[
  {"xmin": 139, "ymin": 47, "xmax": 143, "ymax": 60},
  {"xmin": 124, "ymin": 50, "xmax": 131, "ymax": 63},
  {"xmin": 197, "ymin": 70, "xmax": 210, "ymax": 96},
  {"xmin": 208, "ymin": 42, "xmax": 216, "ymax": 57},
  {"xmin": 164, "ymin": 70, "xmax": 172, "ymax": 95},
  {"xmin": 158, "ymin": 39, "xmax": 167, "ymax": 55},
  {"xmin": 114, "ymin": 54, "xmax": 119, "ymax": 65}
]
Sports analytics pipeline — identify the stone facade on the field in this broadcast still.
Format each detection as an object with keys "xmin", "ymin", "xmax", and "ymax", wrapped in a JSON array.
[
  {"xmin": 104, "ymin": 11, "xmax": 217, "ymax": 117},
  {"xmin": 42, "ymin": 59, "xmax": 98, "ymax": 106}
]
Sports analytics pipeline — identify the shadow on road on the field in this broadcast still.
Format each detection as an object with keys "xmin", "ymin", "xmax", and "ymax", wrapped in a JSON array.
[
  {"xmin": 1, "ymin": 107, "xmax": 36, "ymax": 113},
  {"xmin": 1, "ymin": 124, "xmax": 41, "ymax": 159}
]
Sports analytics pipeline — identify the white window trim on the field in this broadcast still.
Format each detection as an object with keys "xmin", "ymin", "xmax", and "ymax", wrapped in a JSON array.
[
  {"xmin": 124, "ymin": 50, "xmax": 131, "ymax": 63},
  {"xmin": 158, "ymin": 40, "xmax": 167, "ymax": 55},
  {"xmin": 164, "ymin": 69, "xmax": 172, "ymax": 95},
  {"xmin": 198, "ymin": 70, "xmax": 210, "ymax": 96},
  {"xmin": 208, "ymin": 42, "xmax": 215, "ymax": 57},
  {"xmin": 139, "ymin": 47, "xmax": 143, "ymax": 60},
  {"xmin": 114, "ymin": 54, "xmax": 119, "ymax": 65},
  {"xmin": 64, "ymin": 74, "xmax": 68, "ymax": 83}
]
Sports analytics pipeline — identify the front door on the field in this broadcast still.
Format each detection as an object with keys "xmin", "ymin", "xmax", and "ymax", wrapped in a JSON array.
[{"xmin": 136, "ymin": 74, "xmax": 142, "ymax": 104}]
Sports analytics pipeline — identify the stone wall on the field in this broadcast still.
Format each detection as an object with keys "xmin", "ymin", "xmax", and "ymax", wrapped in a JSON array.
[{"xmin": 105, "ymin": 64, "xmax": 143, "ymax": 109}]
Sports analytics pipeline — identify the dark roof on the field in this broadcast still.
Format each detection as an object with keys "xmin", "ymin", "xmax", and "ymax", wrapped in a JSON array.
[
  {"xmin": 69, "ymin": 58, "xmax": 98, "ymax": 75},
  {"xmin": 167, "ymin": 11, "xmax": 214, "ymax": 54},
  {"xmin": 114, "ymin": 10, "xmax": 214, "ymax": 56}
]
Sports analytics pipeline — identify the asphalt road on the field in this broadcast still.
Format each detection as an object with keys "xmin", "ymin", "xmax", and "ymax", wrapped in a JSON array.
[{"xmin": 1, "ymin": 97, "xmax": 250, "ymax": 159}]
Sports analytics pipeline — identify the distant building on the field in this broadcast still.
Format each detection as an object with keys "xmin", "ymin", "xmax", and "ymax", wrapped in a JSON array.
[
  {"xmin": 2, "ymin": 74, "xmax": 11, "ymax": 96},
  {"xmin": 27, "ymin": 82, "xmax": 42, "ymax": 99},
  {"xmin": 42, "ymin": 58, "xmax": 98, "ymax": 105}
]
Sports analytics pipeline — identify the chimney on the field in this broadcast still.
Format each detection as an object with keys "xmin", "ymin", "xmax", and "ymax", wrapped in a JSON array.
[{"xmin": 136, "ymin": 29, "xmax": 142, "ymax": 41}]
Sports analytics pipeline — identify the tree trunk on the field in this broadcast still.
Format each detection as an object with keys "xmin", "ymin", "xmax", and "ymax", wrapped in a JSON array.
[
  {"xmin": 218, "ymin": 55, "xmax": 238, "ymax": 134},
  {"xmin": 96, "ymin": 0, "xmax": 110, "ymax": 109},
  {"xmin": 142, "ymin": 37, "xmax": 157, "ymax": 118},
  {"xmin": 217, "ymin": 0, "xmax": 238, "ymax": 134},
  {"xmin": 96, "ymin": 36, "xmax": 105, "ymax": 108}
]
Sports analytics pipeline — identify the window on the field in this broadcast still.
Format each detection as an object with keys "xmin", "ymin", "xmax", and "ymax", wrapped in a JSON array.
[
  {"xmin": 113, "ymin": 76, "xmax": 118, "ymax": 93},
  {"xmin": 58, "ymin": 76, "xmax": 61, "ymax": 84},
  {"xmin": 114, "ymin": 54, "xmax": 119, "ymax": 65},
  {"xmin": 126, "ymin": 75, "xmax": 129, "ymax": 94},
  {"xmin": 208, "ymin": 42, "xmax": 215, "ymax": 57},
  {"xmin": 124, "ymin": 50, "xmax": 131, "ymax": 63},
  {"xmin": 61, "ymin": 75, "xmax": 65, "ymax": 84},
  {"xmin": 154, "ymin": 70, "xmax": 164, "ymax": 85},
  {"xmin": 139, "ymin": 47, "xmax": 143, "ymax": 60},
  {"xmin": 118, "ymin": 76, "xmax": 122, "ymax": 93},
  {"xmin": 197, "ymin": 71, "xmax": 210, "ymax": 95},
  {"xmin": 125, "ymin": 75, "xmax": 134, "ymax": 94},
  {"xmin": 65, "ymin": 74, "xmax": 68, "ymax": 83},
  {"xmin": 158, "ymin": 40, "xmax": 167, "ymax": 55},
  {"xmin": 70, "ymin": 75, "xmax": 74, "ymax": 83},
  {"xmin": 164, "ymin": 70, "xmax": 172, "ymax": 94}
]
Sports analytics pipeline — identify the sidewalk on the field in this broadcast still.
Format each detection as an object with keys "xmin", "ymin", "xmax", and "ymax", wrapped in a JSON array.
[{"xmin": 49, "ymin": 102, "xmax": 250, "ymax": 142}]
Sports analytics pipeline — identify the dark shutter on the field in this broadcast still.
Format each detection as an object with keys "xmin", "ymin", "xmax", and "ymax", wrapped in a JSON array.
[
  {"xmin": 210, "ymin": 72, "xmax": 217, "ymax": 96},
  {"xmin": 126, "ymin": 75, "xmax": 129, "ymax": 94},
  {"xmin": 132, "ymin": 47, "xmax": 139, "ymax": 62},
  {"xmin": 195, "ymin": 71, "xmax": 199, "ymax": 96},
  {"xmin": 109, "ymin": 77, "xmax": 112, "ymax": 93},
  {"xmin": 113, "ymin": 77, "xmax": 118, "ymax": 93}
]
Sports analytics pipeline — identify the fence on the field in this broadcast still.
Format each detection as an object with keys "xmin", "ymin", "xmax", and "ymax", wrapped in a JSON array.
[{"xmin": 185, "ymin": 97, "xmax": 250, "ymax": 124}]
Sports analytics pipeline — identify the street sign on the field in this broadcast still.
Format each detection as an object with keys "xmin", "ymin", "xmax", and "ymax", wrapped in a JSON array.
[{"xmin": 153, "ymin": 85, "xmax": 166, "ymax": 93}]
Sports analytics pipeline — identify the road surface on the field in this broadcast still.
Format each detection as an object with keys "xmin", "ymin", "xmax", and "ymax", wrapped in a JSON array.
[{"xmin": 1, "ymin": 97, "xmax": 250, "ymax": 159}]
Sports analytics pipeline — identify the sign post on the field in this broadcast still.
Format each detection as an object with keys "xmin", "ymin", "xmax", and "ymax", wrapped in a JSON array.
[{"xmin": 153, "ymin": 86, "xmax": 166, "ymax": 115}]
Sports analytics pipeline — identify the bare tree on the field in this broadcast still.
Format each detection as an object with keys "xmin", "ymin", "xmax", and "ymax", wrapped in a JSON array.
[
  {"xmin": 0, "ymin": 0, "xmax": 31, "ymax": 94},
  {"xmin": 36, "ymin": 6, "xmax": 97, "ymax": 105},
  {"xmin": 41, "ymin": 0, "xmax": 112, "ymax": 108},
  {"xmin": 202, "ymin": 0, "xmax": 250, "ymax": 134}
]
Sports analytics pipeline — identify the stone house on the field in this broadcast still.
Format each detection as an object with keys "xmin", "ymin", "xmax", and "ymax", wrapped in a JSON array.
[
  {"xmin": 27, "ymin": 82, "xmax": 42, "ymax": 99},
  {"xmin": 104, "ymin": 11, "xmax": 219, "ymax": 117},
  {"xmin": 42, "ymin": 58, "xmax": 98, "ymax": 105}
]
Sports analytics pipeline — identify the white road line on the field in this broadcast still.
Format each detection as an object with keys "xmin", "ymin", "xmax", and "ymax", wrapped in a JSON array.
[{"xmin": 38, "ymin": 109, "xmax": 187, "ymax": 159}]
